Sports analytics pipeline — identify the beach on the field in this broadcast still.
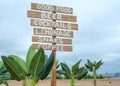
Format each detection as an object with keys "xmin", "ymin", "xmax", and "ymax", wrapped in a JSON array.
[{"xmin": 0, "ymin": 79, "xmax": 119, "ymax": 86}]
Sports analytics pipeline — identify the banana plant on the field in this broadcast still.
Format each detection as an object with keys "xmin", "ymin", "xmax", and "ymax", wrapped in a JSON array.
[
  {"xmin": 56, "ymin": 60, "xmax": 63, "ymax": 79},
  {"xmin": 58, "ymin": 60, "xmax": 88, "ymax": 86},
  {"xmin": 0, "ymin": 61, "xmax": 11, "ymax": 86},
  {"xmin": 85, "ymin": 59, "xmax": 103, "ymax": 86},
  {"xmin": 1, "ymin": 45, "xmax": 54, "ymax": 86}
]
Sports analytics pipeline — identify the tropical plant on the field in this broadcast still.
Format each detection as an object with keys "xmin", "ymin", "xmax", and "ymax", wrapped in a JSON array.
[
  {"xmin": 85, "ymin": 59, "xmax": 103, "ymax": 86},
  {"xmin": 56, "ymin": 60, "xmax": 63, "ymax": 79},
  {"xmin": 1, "ymin": 45, "xmax": 54, "ymax": 86},
  {"xmin": 0, "ymin": 61, "xmax": 11, "ymax": 86},
  {"xmin": 58, "ymin": 60, "xmax": 88, "ymax": 86}
]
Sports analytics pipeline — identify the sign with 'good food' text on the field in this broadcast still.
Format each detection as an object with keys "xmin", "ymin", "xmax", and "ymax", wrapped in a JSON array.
[{"xmin": 27, "ymin": 3, "xmax": 78, "ymax": 51}]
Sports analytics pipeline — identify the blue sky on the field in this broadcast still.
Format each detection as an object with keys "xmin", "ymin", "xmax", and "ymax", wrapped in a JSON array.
[{"xmin": 0, "ymin": 0, "xmax": 120, "ymax": 74}]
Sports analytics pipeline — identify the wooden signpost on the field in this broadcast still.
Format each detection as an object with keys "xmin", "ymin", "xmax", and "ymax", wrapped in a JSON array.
[{"xmin": 27, "ymin": 3, "xmax": 78, "ymax": 86}]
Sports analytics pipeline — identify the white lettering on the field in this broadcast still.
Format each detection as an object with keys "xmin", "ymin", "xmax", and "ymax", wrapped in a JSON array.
[
  {"xmin": 38, "ymin": 44, "xmax": 64, "ymax": 51},
  {"xmin": 68, "ymin": 23, "xmax": 72, "ymax": 29},
  {"xmin": 33, "ymin": 20, "xmax": 72, "ymax": 29},
  {"xmin": 34, "ymin": 20, "xmax": 39, "ymax": 25},
  {"xmin": 41, "ymin": 12, "xmax": 47, "ymax": 19},
  {"xmin": 57, "ymin": 14, "xmax": 62, "ymax": 20},
  {"xmin": 35, "ymin": 29, "xmax": 73, "ymax": 37},
  {"xmin": 37, "ymin": 4, "xmax": 54, "ymax": 12},
  {"xmin": 56, "ymin": 7, "xmax": 72, "ymax": 14}
]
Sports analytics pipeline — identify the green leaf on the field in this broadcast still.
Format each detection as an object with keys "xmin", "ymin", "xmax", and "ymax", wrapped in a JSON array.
[
  {"xmin": 87, "ymin": 59, "xmax": 95, "ymax": 67},
  {"xmin": 26, "ymin": 45, "xmax": 36, "ymax": 72},
  {"xmin": 0, "ymin": 64, "xmax": 7, "ymax": 74},
  {"xmin": 8, "ymin": 55, "xmax": 28, "ymax": 74},
  {"xmin": 77, "ymin": 68, "xmax": 88, "ymax": 80},
  {"xmin": 73, "ymin": 67, "xmax": 85, "ymax": 75},
  {"xmin": 2, "ymin": 56, "xmax": 26, "ymax": 80},
  {"xmin": 72, "ymin": 60, "xmax": 81, "ymax": 75},
  {"xmin": 56, "ymin": 60, "xmax": 60, "ymax": 69},
  {"xmin": 56, "ymin": 70, "xmax": 66, "ymax": 74},
  {"xmin": 95, "ymin": 60, "xmax": 103, "ymax": 70},
  {"xmin": 44, "ymin": 55, "xmax": 48, "ymax": 65},
  {"xmin": 0, "ymin": 61, "xmax": 3, "ymax": 69},
  {"xmin": 38, "ymin": 51, "xmax": 54, "ymax": 80},
  {"xmin": 29, "ymin": 47, "xmax": 45, "ymax": 76},
  {"xmin": 61, "ymin": 63, "xmax": 71, "ymax": 79},
  {"xmin": 85, "ymin": 64, "xmax": 93, "ymax": 72}
]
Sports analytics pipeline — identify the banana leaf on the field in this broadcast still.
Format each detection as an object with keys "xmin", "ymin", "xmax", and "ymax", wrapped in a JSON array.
[
  {"xmin": 2, "ymin": 56, "xmax": 26, "ymax": 80},
  {"xmin": 95, "ymin": 60, "xmax": 103, "ymax": 70},
  {"xmin": 73, "ymin": 67, "xmax": 85, "ymax": 75},
  {"xmin": 56, "ymin": 60, "xmax": 60, "ymax": 69},
  {"xmin": 85, "ymin": 64, "xmax": 93, "ymax": 72},
  {"xmin": 72, "ymin": 60, "xmax": 81, "ymax": 75},
  {"xmin": 0, "ymin": 61, "xmax": 3, "ymax": 69},
  {"xmin": 87, "ymin": 59, "xmax": 95, "ymax": 67},
  {"xmin": 26, "ymin": 45, "xmax": 36, "ymax": 72},
  {"xmin": 61, "ymin": 63, "xmax": 71, "ymax": 79},
  {"xmin": 77, "ymin": 68, "xmax": 88, "ymax": 80},
  {"xmin": 37, "ymin": 51, "xmax": 54, "ymax": 80},
  {"xmin": 8, "ymin": 55, "xmax": 28, "ymax": 74},
  {"xmin": 29, "ymin": 47, "xmax": 45, "ymax": 76},
  {"xmin": 56, "ymin": 70, "xmax": 66, "ymax": 74}
]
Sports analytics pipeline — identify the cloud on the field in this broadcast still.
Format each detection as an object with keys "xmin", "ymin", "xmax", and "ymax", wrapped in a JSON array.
[{"xmin": 0, "ymin": 0, "xmax": 120, "ymax": 74}]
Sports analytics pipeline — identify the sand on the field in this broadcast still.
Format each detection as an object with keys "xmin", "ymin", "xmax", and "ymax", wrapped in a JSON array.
[{"xmin": 0, "ymin": 79, "xmax": 120, "ymax": 86}]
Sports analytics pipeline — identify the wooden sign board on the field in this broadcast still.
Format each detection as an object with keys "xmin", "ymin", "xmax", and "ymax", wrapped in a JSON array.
[
  {"xmin": 34, "ymin": 28, "xmax": 73, "ymax": 38},
  {"xmin": 32, "ymin": 36, "xmax": 72, "ymax": 44},
  {"xmin": 31, "ymin": 19, "xmax": 78, "ymax": 30},
  {"xmin": 27, "ymin": 11, "xmax": 77, "ymax": 22},
  {"xmin": 31, "ymin": 3, "xmax": 73, "ymax": 14},
  {"xmin": 33, "ymin": 44, "xmax": 72, "ymax": 51}
]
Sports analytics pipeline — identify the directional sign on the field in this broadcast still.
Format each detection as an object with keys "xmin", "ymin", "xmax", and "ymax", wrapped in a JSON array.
[
  {"xmin": 32, "ymin": 36, "xmax": 72, "ymax": 44},
  {"xmin": 34, "ymin": 28, "xmax": 73, "ymax": 38},
  {"xmin": 33, "ymin": 44, "xmax": 72, "ymax": 51},
  {"xmin": 27, "ymin": 11, "xmax": 77, "ymax": 22},
  {"xmin": 31, "ymin": 3, "xmax": 73, "ymax": 14},
  {"xmin": 31, "ymin": 19, "xmax": 78, "ymax": 30}
]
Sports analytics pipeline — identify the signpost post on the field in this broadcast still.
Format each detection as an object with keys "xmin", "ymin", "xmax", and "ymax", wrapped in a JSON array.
[{"xmin": 27, "ymin": 3, "xmax": 78, "ymax": 86}]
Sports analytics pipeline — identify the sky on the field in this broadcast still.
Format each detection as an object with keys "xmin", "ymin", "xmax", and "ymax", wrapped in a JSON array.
[{"xmin": 0, "ymin": 0, "xmax": 120, "ymax": 74}]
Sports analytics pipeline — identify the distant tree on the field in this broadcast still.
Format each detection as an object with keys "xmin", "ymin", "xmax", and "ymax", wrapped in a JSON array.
[
  {"xmin": 85, "ymin": 74, "xmax": 104, "ymax": 79},
  {"xmin": 85, "ymin": 59, "xmax": 103, "ymax": 86},
  {"xmin": 115, "ymin": 72, "xmax": 120, "ymax": 77}
]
